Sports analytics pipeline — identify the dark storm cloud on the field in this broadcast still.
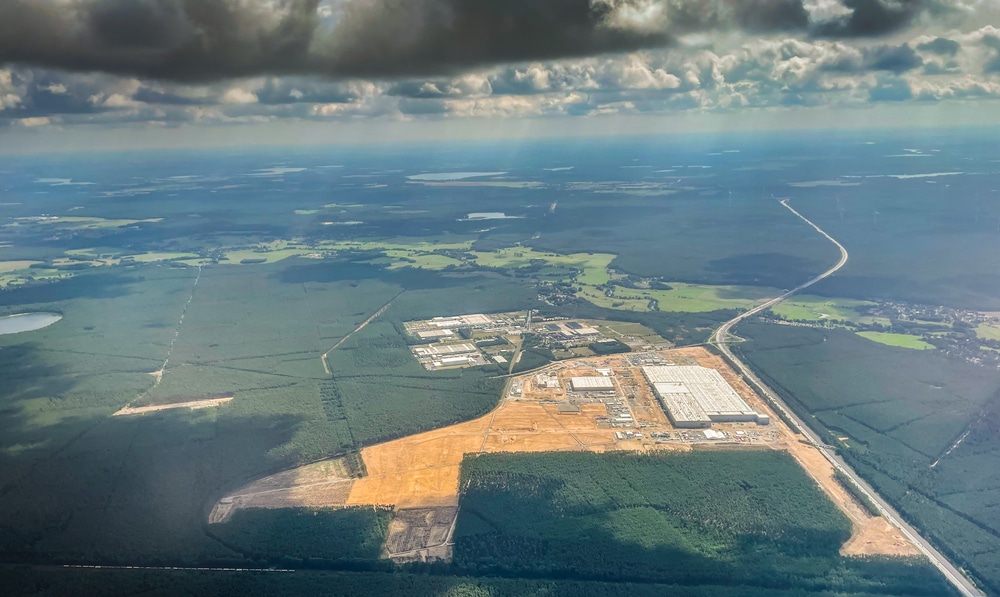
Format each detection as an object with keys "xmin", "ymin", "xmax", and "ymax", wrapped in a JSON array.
[
  {"xmin": 917, "ymin": 37, "xmax": 961, "ymax": 56},
  {"xmin": 0, "ymin": 0, "xmax": 323, "ymax": 81},
  {"xmin": 813, "ymin": 0, "xmax": 935, "ymax": 38},
  {"xmin": 0, "ymin": 0, "xmax": 948, "ymax": 83},
  {"xmin": 866, "ymin": 44, "xmax": 923, "ymax": 72},
  {"xmin": 823, "ymin": 43, "xmax": 923, "ymax": 73}
]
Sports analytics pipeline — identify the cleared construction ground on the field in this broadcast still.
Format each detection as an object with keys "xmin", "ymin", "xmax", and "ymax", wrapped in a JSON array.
[{"xmin": 210, "ymin": 346, "xmax": 918, "ymax": 560}]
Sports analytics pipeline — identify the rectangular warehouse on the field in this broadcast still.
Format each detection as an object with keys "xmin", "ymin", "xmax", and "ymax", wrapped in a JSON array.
[
  {"xmin": 412, "ymin": 343, "xmax": 478, "ymax": 358},
  {"xmin": 570, "ymin": 376, "xmax": 615, "ymax": 392},
  {"xmin": 642, "ymin": 365, "xmax": 759, "ymax": 428}
]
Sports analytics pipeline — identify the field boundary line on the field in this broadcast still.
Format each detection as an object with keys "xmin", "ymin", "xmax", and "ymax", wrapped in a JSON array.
[{"xmin": 322, "ymin": 291, "xmax": 404, "ymax": 375}]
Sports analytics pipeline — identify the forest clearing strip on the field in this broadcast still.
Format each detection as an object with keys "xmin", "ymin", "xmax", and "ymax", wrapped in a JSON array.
[
  {"xmin": 113, "ymin": 397, "xmax": 233, "ymax": 416},
  {"xmin": 321, "ymin": 291, "xmax": 403, "ymax": 375}
]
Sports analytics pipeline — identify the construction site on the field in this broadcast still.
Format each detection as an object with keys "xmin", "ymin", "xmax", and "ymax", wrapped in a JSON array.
[{"xmin": 210, "ymin": 345, "xmax": 919, "ymax": 563}]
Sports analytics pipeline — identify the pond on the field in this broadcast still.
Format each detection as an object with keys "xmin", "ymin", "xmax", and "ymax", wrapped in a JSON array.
[{"xmin": 0, "ymin": 312, "xmax": 63, "ymax": 335}]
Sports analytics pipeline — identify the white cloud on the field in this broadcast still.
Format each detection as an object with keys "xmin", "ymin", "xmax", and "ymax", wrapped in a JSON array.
[
  {"xmin": 220, "ymin": 87, "xmax": 259, "ymax": 104},
  {"xmin": 17, "ymin": 116, "xmax": 50, "ymax": 127}
]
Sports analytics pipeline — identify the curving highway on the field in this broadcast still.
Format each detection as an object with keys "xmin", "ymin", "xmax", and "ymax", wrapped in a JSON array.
[{"xmin": 710, "ymin": 199, "xmax": 985, "ymax": 597}]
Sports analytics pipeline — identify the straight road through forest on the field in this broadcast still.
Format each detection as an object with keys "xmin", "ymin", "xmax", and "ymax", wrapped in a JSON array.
[{"xmin": 710, "ymin": 199, "xmax": 984, "ymax": 597}]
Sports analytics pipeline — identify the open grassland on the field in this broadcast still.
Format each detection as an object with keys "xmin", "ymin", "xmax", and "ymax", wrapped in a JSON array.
[
  {"xmin": 0, "ymin": 260, "xmax": 42, "ymax": 273},
  {"xmin": 581, "ymin": 282, "xmax": 780, "ymax": 313},
  {"xmin": 453, "ymin": 451, "xmax": 951, "ymax": 596},
  {"xmin": 126, "ymin": 251, "xmax": 201, "ymax": 263},
  {"xmin": 736, "ymin": 321, "xmax": 1000, "ymax": 594},
  {"xmin": 976, "ymin": 322, "xmax": 1000, "ymax": 341},
  {"xmin": 771, "ymin": 295, "xmax": 875, "ymax": 322},
  {"xmin": 857, "ymin": 331, "xmax": 935, "ymax": 350},
  {"xmin": 473, "ymin": 247, "xmax": 614, "ymax": 285}
]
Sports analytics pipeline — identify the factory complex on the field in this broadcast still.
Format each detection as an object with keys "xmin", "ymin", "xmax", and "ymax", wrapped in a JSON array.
[
  {"xmin": 404, "ymin": 310, "xmax": 667, "ymax": 371},
  {"xmin": 642, "ymin": 365, "xmax": 769, "ymax": 428}
]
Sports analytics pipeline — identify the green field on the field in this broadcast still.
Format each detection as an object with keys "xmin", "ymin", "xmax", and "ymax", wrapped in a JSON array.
[
  {"xmin": 771, "ymin": 295, "xmax": 875, "ymax": 322},
  {"xmin": 126, "ymin": 251, "xmax": 201, "ymax": 263},
  {"xmin": 976, "ymin": 323, "xmax": 1000, "ymax": 341},
  {"xmin": 472, "ymin": 246, "xmax": 615, "ymax": 285},
  {"xmin": 857, "ymin": 331, "xmax": 935, "ymax": 350},
  {"xmin": 582, "ymin": 282, "xmax": 780, "ymax": 313}
]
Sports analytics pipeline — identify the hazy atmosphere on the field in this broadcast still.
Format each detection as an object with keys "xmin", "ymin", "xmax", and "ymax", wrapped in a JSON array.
[
  {"xmin": 2, "ymin": 0, "xmax": 1000, "ymax": 150},
  {"xmin": 2, "ymin": 3, "xmax": 1000, "ymax": 597}
]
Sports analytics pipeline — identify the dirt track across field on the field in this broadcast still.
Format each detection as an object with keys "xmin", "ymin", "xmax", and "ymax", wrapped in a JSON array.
[{"xmin": 112, "ymin": 396, "xmax": 233, "ymax": 416}]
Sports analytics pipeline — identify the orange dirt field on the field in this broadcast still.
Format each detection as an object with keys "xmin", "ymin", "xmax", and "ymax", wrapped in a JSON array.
[{"xmin": 345, "ymin": 401, "xmax": 619, "ymax": 509}]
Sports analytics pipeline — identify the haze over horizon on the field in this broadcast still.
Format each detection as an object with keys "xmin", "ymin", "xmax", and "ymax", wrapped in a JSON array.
[{"xmin": 1, "ymin": 0, "xmax": 999, "ymax": 151}]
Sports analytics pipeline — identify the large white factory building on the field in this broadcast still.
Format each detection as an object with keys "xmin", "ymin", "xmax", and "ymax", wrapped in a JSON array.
[{"xmin": 642, "ymin": 366, "xmax": 766, "ymax": 428}]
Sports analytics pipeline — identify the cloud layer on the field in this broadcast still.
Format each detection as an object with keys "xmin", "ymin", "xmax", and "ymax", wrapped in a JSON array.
[
  {"xmin": 0, "ymin": 1, "xmax": 997, "ymax": 133},
  {"xmin": 0, "ymin": 0, "xmax": 957, "ymax": 81}
]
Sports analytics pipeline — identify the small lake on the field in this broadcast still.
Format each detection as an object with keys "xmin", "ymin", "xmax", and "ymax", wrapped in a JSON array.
[{"xmin": 0, "ymin": 312, "xmax": 63, "ymax": 335}]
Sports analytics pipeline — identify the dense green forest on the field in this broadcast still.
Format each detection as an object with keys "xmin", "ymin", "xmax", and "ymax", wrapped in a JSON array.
[
  {"xmin": 0, "ymin": 263, "xmax": 532, "ymax": 566},
  {"xmin": 210, "ymin": 507, "xmax": 393, "ymax": 565},
  {"xmin": 735, "ymin": 321, "xmax": 1000, "ymax": 593},
  {"xmin": 452, "ymin": 451, "xmax": 952, "ymax": 595},
  {"xmin": 324, "ymin": 320, "xmax": 507, "ymax": 446},
  {"xmin": 4, "ymin": 565, "xmax": 953, "ymax": 597}
]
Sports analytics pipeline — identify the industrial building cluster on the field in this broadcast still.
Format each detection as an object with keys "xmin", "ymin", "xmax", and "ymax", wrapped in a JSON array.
[
  {"xmin": 410, "ymin": 342, "xmax": 489, "ymax": 369},
  {"xmin": 405, "ymin": 312, "xmax": 526, "ymax": 370},
  {"xmin": 641, "ymin": 366, "xmax": 769, "ymax": 428}
]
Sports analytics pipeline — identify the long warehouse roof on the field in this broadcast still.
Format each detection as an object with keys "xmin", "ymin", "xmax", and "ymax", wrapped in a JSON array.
[{"xmin": 642, "ymin": 365, "xmax": 755, "ymax": 419}]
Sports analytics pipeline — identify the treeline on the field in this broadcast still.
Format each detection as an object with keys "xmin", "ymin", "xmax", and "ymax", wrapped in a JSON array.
[
  {"xmin": 209, "ymin": 507, "xmax": 392, "ymax": 566},
  {"xmin": 834, "ymin": 470, "xmax": 880, "ymax": 516},
  {"xmin": 4, "ymin": 566, "xmax": 952, "ymax": 597},
  {"xmin": 327, "ymin": 321, "xmax": 505, "ymax": 447},
  {"xmin": 589, "ymin": 338, "xmax": 631, "ymax": 355},
  {"xmin": 511, "ymin": 332, "xmax": 555, "ymax": 373},
  {"xmin": 450, "ymin": 451, "xmax": 953, "ymax": 595},
  {"xmin": 537, "ymin": 299, "xmax": 733, "ymax": 346},
  {"xmin": 734, "ymin": 321, "xmax": 1000, "ymax": 593}
]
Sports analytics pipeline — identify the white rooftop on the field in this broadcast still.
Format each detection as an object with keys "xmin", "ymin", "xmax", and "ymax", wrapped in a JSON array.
[{"xmin": 642, "ymin": 365, "xmax": 755, "ymax": 421}]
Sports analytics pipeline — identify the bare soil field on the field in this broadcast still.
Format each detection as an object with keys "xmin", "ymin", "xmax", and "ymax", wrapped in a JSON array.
[
  {"xmin": 345, "ymin": 401, "xmax": 617, "ymax": 509},
  {"xmin": 113, "ymin": 396, "xmax": 232, "ymax": 416},
  {"xmin": 383, "ymin": 507, "xmax": 458, "ymax": 563},
  {"xmin": 209, "ymin": 459, "xmax": 355, "ymax": 523}
]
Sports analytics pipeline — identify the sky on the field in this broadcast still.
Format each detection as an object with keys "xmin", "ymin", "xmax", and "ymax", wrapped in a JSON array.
[{"xmin": 1, "ymin": 0, "xmax": 999, "ymax": 152}]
